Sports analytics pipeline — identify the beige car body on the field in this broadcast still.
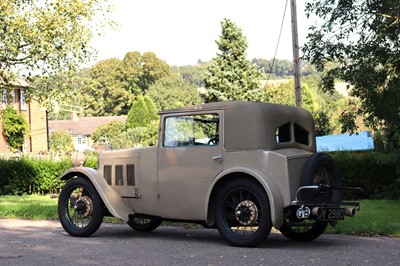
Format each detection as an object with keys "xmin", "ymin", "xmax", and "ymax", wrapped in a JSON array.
[{"xmin": 61, "ymin": 101, "xmax": 317, "ymax": 229}]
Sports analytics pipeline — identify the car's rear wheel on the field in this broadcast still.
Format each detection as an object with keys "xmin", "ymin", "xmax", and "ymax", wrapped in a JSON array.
[
  {"xmin": 127, "ymin": 216, "xmax": 162, "ymax": 232},
  {"xmin": 58, "ymin": 177, "xmax": 104, "ymax": 237},
  {"xmin": 215, "ymin": 178, "xmax": 272, "ymax": 247},
  {"xmin": 279, "ymin": 218, "xmax": 328, "ymax": 241}
]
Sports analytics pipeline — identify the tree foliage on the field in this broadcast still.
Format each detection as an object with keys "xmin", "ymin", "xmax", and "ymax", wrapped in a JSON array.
[
  {"xmin": 203, "ymin": 18, "xmax": 263, "ymax": 102},
  {"xmin": 49, "ymin": 130, "xmax": 74, "ymax": 154},
  {"xmin": 91, "ymin": 120, "xmax": 125, "ymax": 146},
  {"xmin": 303, "ymin": 0, "xmax": 400, "ymax": 148},
  {"xmin": 47, "ymin": 51, "xmax": 171, "ymax": 117},
  {"xmin": 126, "ymin": 95, "xmax": 158, "ymax": 129},
  {"xmin": 1, "ymin": 106, "xmax": 29, "ymax": 151},
  {"xmin": 0, "ymin": 0, "xmax": 112, "ymax": 87},
  {"xmin": 146, "ymin": 74, "xmax": 202, "ymax": 111},
  {"xmin": 84, "ymin": 58, "xmax": 133, "ymax": 116},
  {"xmin": 264, "ymin": 81, "xmax": 319, "ymax": 114}
]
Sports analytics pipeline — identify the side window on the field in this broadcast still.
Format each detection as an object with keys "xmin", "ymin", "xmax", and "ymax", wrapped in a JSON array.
[
  {"xmin": 294, "ymin": 123, "xmax": 309, "ymax": 145},
  {"xmin": 276, "ymin": 122, "xmax": 291, "ymax": 143},
  {"xmin": 163, "ymin": 113, "xmax": 219, "ymax": 147}
]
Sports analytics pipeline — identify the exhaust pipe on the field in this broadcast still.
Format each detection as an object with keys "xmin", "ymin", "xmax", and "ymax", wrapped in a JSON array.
[
  {"xmin": 344, "ymin": 208, "xmax": 356, "ymax": 217},
  {"xmin": 311, "ymin": 207, "xmax": 357, "ymax": 217}
]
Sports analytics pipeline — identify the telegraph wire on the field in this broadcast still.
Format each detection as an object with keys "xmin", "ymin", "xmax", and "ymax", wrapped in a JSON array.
[{"xmin": 266, "ymin": 0, "xmax": 289, "ymax": 84}]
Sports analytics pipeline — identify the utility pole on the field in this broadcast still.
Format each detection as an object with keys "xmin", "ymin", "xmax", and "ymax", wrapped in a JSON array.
[{"xmin": 291, "ymin": 0, "xmax": 302, "ymax": 108}]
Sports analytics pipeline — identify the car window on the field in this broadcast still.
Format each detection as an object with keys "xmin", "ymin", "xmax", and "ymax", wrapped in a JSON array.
[{"xmin": 163, "ymin": 113, "xmax": 219, "ymax": 147}]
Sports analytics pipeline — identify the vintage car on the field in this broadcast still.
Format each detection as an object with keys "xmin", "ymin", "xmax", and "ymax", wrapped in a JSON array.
[{"xmin": 58, "ymin": 101, "xmax": 361, "ymax": 247}]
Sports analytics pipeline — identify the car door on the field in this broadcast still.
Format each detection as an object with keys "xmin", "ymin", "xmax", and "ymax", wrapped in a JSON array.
[{"xmin": 157, "ymin": 111, "xmax": 223, "ymax": 220}]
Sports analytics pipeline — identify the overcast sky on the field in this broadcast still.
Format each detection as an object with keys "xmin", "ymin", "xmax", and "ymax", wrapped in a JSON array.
[{"xmin": 90, "ymin": 0, "xmax": 313, "ymax": 66}]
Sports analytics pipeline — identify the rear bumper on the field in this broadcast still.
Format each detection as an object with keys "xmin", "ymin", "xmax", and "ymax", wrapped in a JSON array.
[{"xmin": 290, "ymin": 185, "xmax": 364, "ymax": 221}]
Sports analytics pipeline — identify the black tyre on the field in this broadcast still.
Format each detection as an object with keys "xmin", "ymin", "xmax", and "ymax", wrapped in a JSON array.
[
  {"xmin": 279, "ymin": 219, "xmax": 328, "ymax": 241},
  {"xmin": 279, "ymin": 153, "xmax": 340, "ymax": 241},
  {"xmin": 58, "ymin": 177, "xmax": 104, "ymax": 237},
  {"xmin": 300, "ymin": 152, "xmax": 342, "ymax": 203},
  {"xmin": 127, "ymin": 216, "xmax": 162, "ymax": 232},
  {"xmin": 215, "ymin": 178, "xmax": 272, "ymax": 247}
]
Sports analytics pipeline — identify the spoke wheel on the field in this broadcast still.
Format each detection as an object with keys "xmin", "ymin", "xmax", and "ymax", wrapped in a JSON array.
[
  {"xmin": 127, "ymin": 216, "xmax": 162, "ymax": 232},
  {"xmin": 58, "ymin": 177, "xmax": 104, "ymax": 237},
  {"xmin": 215, "ymin": 178, "xmax": 272, "ymax": 247}
]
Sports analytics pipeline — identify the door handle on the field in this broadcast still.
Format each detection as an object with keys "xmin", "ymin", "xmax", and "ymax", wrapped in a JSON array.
[{"xmin": 212, "ymin": 155, "xmax": 223, "ymax": 164}]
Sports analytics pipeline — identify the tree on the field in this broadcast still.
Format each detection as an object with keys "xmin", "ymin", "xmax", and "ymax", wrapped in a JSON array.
[
  {"xmin": 2, "ymin": 106, "xmax": 29, "ymax": 151},
  {"xmin": 49, "ymin": 130, "xmax": 74, "ymax": 154},
  {"xmin": 264, "ymin": 80, "xmax": 319, "ymax": 114},
  {"xmin": 123, "ymin": 51, "xmax": 170, "ymax": 94},
  {"xmin": 147, "ymin": 74, "xmax": 202, "ymax": 111},
  {"xmin": 91, "ymin": 120, "xmax": 126, "ymax": 146},
  {"xmin": 0, "ymin": 0, "xmax": 112, "ymax": 87},
  {"xmin": 126, "ymin": 95, "xmax": 158, "ymax": 129},
  {"xmin": 303, "ymin": 0, "xmax": 400, "ymax": 148},
  {"xmin": 83, "ymin": 58, "xmax": 134, "ymax": 116},
  {"xmin": 203, "ymin": 18, "xmax": 263, "ymax": 102}
]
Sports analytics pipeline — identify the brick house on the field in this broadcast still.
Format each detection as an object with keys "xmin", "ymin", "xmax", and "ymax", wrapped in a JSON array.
[
  {"xmin": 0, "ymin": 79, "xmax": 48, "ymax": 153},
  {"xmin": 48, "ymin": 113, "xmax": 127, "ymax": 151}
]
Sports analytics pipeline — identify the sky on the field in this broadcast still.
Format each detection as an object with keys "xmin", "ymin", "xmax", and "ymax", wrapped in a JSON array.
[{"xmin": 90, "ymin": 0, "xmax": 313, "ymax": 66}]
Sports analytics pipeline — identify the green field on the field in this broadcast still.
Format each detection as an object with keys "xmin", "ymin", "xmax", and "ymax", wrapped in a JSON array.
[{"xmin": 0, "ymin": 195, "xmax": 399, "ymax": 237}]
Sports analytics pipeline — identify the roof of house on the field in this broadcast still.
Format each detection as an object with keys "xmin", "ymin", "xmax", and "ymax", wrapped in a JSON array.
[{"xmin": 48, "ymin": 115, "xmax": 127, "ymax": 136}]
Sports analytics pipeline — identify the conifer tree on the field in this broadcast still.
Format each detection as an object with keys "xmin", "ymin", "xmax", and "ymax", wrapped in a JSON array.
[{"xmin": 204, "ymin": 18, "xmax": 262, "ymax": 102}]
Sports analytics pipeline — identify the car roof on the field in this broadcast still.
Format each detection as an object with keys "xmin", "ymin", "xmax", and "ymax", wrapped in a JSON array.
[{"xmin": 160, "ymin": 101, "xmax": 316, "ymax": 152}]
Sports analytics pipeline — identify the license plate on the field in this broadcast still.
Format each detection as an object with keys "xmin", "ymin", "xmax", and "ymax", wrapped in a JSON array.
[{"xmin": 315, "ymin": 208, "xmax": 345, "ymax": 220}]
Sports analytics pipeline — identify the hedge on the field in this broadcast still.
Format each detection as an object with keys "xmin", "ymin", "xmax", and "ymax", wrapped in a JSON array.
[
  {"xmin": 331, "ymin": 150, "xmax": 400, "ymax": 199},
  {"xmin": 0, "ymin": 151, "xmax": 398, "ymax": 199},
  {"xmin": 0, "ymin": 155, "xmax": 98, "ymax": 195}
]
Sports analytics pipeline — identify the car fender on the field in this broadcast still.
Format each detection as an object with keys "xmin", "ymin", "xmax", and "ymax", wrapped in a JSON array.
[
  {"xmin": 207, "ymin": 167, "xmax": 284, "ymax": 228},
  {"xmin": 60, "ymin": 167, "xmax": 133, "ymax": 222}
]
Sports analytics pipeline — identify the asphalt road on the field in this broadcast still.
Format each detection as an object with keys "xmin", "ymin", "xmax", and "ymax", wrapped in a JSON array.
[{"xmin": 0, "ymin": 219, "xmax": 399, "ymax": 266}]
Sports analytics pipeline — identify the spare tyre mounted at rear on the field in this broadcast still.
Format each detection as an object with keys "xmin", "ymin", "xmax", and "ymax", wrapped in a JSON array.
[{"xmin": 279, "ymin": 153, "xmax": 361, "ymax": 242}]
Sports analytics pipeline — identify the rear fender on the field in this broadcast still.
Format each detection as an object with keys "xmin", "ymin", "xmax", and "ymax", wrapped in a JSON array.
[
  {"xmin": 207, "ymin": 168, "xmax": 284, "ymax": 228},
  {"xmin": 60, "ymin": 167, "xmax": 133, "ymax": 221}
]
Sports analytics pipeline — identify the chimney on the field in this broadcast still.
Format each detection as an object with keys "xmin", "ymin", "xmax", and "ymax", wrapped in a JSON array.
[{"xmin": 71, "ymin": 111, "xmax": 79, "ymax": 121}]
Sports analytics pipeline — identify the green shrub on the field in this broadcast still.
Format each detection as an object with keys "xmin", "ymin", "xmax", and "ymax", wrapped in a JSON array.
[
  {"xmin": 0, "ymin": 155, "xmax": 99, "ymax": 195},
  {"xmin": 332, "ymin": 150, "xmax": 400, "ymax": 199},
  {"xmin": 0, "ymin": 157, "xmax": 69, "ymax": 195}
]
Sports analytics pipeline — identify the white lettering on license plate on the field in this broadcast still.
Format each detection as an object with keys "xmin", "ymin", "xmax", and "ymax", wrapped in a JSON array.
[{"xmin": 317, "ymin": 208, "xmax": 345, "ymax": 220}]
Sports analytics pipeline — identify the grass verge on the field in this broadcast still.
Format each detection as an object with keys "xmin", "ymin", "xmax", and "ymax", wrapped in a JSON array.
[
  {"xmin": 1, "ymin": 195, "xmax": 399, "ymax": 237},
  {"xmin": 326, "ymin": 199, "xmax": 400, "ymax": 237}
]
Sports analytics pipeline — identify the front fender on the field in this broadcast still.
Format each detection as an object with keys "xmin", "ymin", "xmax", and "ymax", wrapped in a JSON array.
[
  {"xmin": 61, "ymin": 167, "xmax": 133, "ymax": 221},
  {"xmin": 207, "ymin": 167, "xmax": 284, "ymax": 228}
]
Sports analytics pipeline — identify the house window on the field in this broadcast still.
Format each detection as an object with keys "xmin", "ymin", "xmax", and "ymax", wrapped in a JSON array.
[
  {"xmin": 77, "ymin": 135, "xmax": 87, "ymax": 145},
  {"xmin": 11, "ymin": 90, "xmax": 16, "ymax": 108},
  {"xmin": 2, "ymin": 90, "xmax": 7, "ymax": 108},
  {"xmin": 20, "ymin": 90, "xmax": 26, "ymax": 110}
]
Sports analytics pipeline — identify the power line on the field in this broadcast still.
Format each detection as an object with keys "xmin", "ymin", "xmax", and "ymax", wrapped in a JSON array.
[{"xmin": 266, "ymin": 0, "xmax": 289, "ymax": 84}]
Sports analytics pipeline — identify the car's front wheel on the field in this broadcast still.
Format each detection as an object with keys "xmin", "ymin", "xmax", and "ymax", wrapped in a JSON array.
[
  {"xmin": 215, "ymin": 178, "xmax": 272, "ymax": 247},
  {"xmin": 58, "ymin": 177, "xmax": 104, "ymax": 237}
]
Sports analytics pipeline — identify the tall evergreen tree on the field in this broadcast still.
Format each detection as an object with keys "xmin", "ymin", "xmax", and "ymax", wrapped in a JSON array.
[
  {"xmin": 126, "ymin": 95, "xmax": 158, "ymax": 129},
  {"xmin": 203, "ymin": 18, "xmax": 262, "ymax": 102}
]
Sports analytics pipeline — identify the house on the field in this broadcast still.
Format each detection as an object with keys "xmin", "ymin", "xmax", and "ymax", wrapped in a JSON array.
[
  {"xmin": 48, "ymin": 113, "xmax": 127, "ymax": 151},
  {"xmin": 0, "ymin": 79, "xmax": 48, "ymax": 153}
]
